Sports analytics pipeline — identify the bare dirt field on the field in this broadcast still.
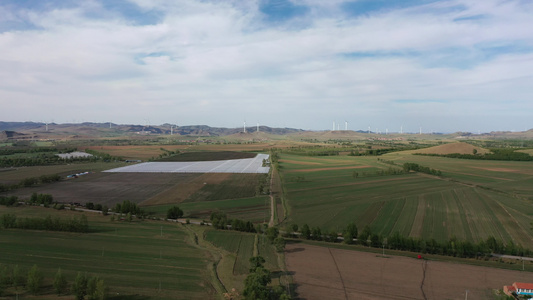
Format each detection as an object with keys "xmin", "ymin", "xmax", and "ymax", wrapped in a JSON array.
[
  {"xmin": 141, "ymin": 173, "xmax": 231, "ymax": 206},
  {"xmin": 414, "ymin": 142, "xmax": 490, "ymax": 155},
  {"xmin": 11, "ymin": 172, "xmax": 201, "ymax": 206},
  {"xmin": 285, "ymin": 243, "xmax": 530, "ymax": 300}
]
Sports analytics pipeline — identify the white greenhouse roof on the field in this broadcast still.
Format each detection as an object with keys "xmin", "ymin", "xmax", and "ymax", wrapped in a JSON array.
[{"xmin": 104, "ymin": 153, "xmax": 270, "ymax": 174}]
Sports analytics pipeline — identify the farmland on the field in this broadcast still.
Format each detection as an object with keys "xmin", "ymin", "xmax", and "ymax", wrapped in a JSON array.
[
  {"xmin": 279, "ymin": 152, "xmax": 533, "ymax": 248},
  {"xmin": 285, "ymin": 243, "xmax": 531, "ymax": 300},
  {"xmin": 3, "ymin": 134, "xmax": 533, "ymax": 299},
  {"xmin": 0, "ymin": 205, "xmax": 217, "ymax": 299}
]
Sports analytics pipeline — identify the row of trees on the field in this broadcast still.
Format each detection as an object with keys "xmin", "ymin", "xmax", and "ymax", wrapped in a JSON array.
[
  {"xmin": 0, "ymin": 264, "xmax": 107, "ymax": 299},
  {"xmin": 402, "ymin": 162, "xmax": 443, "ymax": 176},
  {"xmin": 29, "ymin": 193, "xmax": 54, "ymax": 206},
  {"xmin": 242, "ymin": 256, "xmax": 290, "ymax": 300},
  {"xmin": 85, "ymin": 202, "xmax": 109, "ymax": 214},
  {"xmin": 1, "ymin": 213, "xmax": 89, "ymax": 233},
  {"xmin": 290, "ymin": 221, "xmax": 532, "ymax": 258},
  {"xmin": 0, "ymin": 174, "xmax": 61, "ymax": 192},
  {"xmin": 0, "ymin": 196, "xmax": 18, "ymax": 206},
  {"xmin": 0, "ymin": 147, "xmax": 76, "ymax": 156},
  {"xmin": 114, "ymin": 200, "xmax": 144, "ymax": 216},
  {"xmin": 413, "ymin": 148, "xmax": 533, "ymax": 161},
  {"xmin": 210, "ymin": 211, "xmax": 256, "ymax": 233},
  {"xmin": 0, "ymin": 154, "xmax": 100, "ymax": 167}
]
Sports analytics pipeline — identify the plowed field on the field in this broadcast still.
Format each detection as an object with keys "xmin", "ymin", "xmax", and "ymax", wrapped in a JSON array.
[{"xmin": 286, "ymin": 243, "xmax": 530, "ymax": 300}]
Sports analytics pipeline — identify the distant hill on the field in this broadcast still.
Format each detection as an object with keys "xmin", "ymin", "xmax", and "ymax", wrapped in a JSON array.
[
  {"xmin": 415, "ymin": 142, "xmax": 491, "ymax": 155},
  {"xmin": 0, "ymin": 122, "xmax": 304, "ymax": 138},
  {"xmin": 0, "ymin": 130, "xmax": 29, "ymax": 140}
]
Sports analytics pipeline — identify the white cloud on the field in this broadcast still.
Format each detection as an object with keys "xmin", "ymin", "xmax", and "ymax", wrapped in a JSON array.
[{"xmin": 0, "ymin": 0, "xmax": 532, "ymax": 131}]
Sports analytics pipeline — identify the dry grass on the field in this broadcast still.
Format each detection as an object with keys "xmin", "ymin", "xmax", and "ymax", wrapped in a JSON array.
[{"xmin": 415, "ymin": 142, "xmax": 490, "ymax": 155}]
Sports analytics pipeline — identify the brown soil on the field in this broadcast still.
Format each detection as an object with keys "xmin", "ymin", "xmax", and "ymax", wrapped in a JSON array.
[
  {"xmin": 415, "ymin": 142, "xmax": 490, "ymax": 155},
  {"xmin": 287, "ymin": 166, "xmax": 372, "ymax": 173},
  {"xmin": 141, "ymin": 173, "xmax": 232, "ymax": 206},
  {"xmin": 279, "ymin": 159, "xmax": 322, "ymax": 166},
  {"xmin": 471, "ymin": 167, "xmax": 529, "ymax": 174},
  {"xmin": 11, "ymin": 172, "xmax": 200, "ymax": 206},
  {"xmin": 286, "ymin": 243, "xmax": 530, "ymax": 300}
]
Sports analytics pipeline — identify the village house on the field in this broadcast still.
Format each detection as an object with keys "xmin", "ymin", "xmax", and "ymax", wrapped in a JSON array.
[{"xmin": 504, "ymin": 282, "xmax": 533, "ymax": 297}]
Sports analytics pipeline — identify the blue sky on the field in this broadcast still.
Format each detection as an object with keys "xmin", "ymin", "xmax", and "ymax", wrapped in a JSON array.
[{"xmin": 0, "ymin": 0, "xmax": 532, "ymax": 133}]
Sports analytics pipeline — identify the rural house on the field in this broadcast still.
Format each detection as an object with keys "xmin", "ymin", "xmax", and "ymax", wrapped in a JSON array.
[{"xmin": 504, "ymin": 282, "xmax": 533, "ymax": 297}]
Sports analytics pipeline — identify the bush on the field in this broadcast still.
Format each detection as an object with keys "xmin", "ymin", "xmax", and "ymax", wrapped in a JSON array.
[
  {"xmin": 26, "ymin": 265, "xmax": 43, "ymax": 295},
  {"xmin": 166, "ymin": 206, "xmax": 183, "ymax": 219}
]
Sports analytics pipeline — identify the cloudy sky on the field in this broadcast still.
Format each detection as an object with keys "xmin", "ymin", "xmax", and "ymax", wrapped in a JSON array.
[{"xmin": 1, "ymin": 0, "xmax": 532, "ymax": 133}]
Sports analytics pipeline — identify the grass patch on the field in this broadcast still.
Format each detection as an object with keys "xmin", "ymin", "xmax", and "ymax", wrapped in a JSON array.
[{"xmin": 0, "ymin": 205, "xmax": 217, "ymax": 299}]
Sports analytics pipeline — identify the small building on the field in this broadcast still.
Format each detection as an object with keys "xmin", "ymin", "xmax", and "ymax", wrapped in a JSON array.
[{"xmin": 504, "ymin": 282, "xmax": 533, "ymax": 297}]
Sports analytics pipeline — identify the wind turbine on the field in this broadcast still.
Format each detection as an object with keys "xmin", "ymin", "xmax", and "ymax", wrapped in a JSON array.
[{"xmin": 345, "ymin": 121, "xmax": 348, "ymax": 131}]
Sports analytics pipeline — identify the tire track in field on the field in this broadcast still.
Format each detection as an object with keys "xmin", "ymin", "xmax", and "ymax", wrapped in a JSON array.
[
  {"xmin": 288, "ymin": 176, "xmax": 414, "ymax": 192},
  {"xmin": 328, "ymin": 248, "xmax": 348, "ymax": 300},
  {"xmin": 420, "ymin": 260, "xmax": 428, "ymax": 300},
  {"xmin": 231, "ymin": 236, "xmax": 242, "ymax": 275}
]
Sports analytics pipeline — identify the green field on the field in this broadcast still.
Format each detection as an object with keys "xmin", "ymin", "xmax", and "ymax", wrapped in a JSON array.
[
  {"xmin": 205, "ymin": 230, "xmax": 256, "ymax": 275},
  {"xmin": 280, "ymin": 153, "xmax": 533, "ymax": 248},
  {"xmin": 0, "ymin": 206, "xmax": 217, "ymax": 299},
  {"xmin": 205, "ymin": 230, "xmax": 280, "ymax": 276},
  {"xmin": 145, "ymin": 196, "xmax": 270, "ymax": 223}
]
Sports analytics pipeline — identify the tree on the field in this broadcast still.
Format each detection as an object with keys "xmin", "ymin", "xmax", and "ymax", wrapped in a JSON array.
[
  {"xmin": 311, "ymin": 227, "xmax": 322, "ymax": 241},
  {"xmin": 249, "ymin": 256, "xmax": 266, "ymax": 272},
  {"xmin": 73, "ymin": 272, "xmax": 88, "ymax": 300},
  {"xmin": 243, "ymin": 267, "xmax": 271, "ymax": 300},
  {"xmin": 291, "ymin": 223, "xmax": 298, "ymax": 233},
  {"xmin": 359, "ymin": 226, "xmax": 372, "ymax": 246},
  {"xmin": 274, "ymin": 237, "xmax": 286, "ymax": 252},
  {"xmin": 12, "ymin": 265, "xmax": 24, "ymax": 288},
  {"xmin": 93, "ymin": 278, "xmax": 108, "ymax": 300},
  {"xmin": 0, "ymin": 264, "xmax": 11, "ymax": 286},
  {"xmin": 301, "ymin": 224, "xmax": 311, "ymax": 240},
  {"xmin": 266, "ymin": 227, "xmax": 279, "ymax": 243},
  {"xmin": 26, "ymin": 265, "xmax": 43, "ymax": 295},
  {"xmin": 87, "ymin": 276, "xmax": 98, "ymax": 300},
  {"xmin": 166, "ymin": 206, "xmax": 183, "ymax": 219},
  {"xmin": 343, "ymin": 222, "xmax": 358, "ymax": 244},
  {"xmin": 53, "ymin": 268, "xmax": 68, "ymax": 295}
]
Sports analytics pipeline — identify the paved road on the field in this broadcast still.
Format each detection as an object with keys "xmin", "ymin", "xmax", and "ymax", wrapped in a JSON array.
[{"xmin": 491, "ymin": 253, "xmax": 533, "ymax": 261}]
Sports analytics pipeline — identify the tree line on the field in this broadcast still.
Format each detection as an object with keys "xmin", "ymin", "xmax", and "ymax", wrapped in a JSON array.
[
  {"xmin": 287, "ymin": 222, "xmax": 532, "ymax": 259},
  {"xmin": 402, "ymin": 162, "xmax": 443, "ymax": 176},
  {"xmin": 1, "ymin": 213, "xmax": 89, "ymax": 233},
  {"xmin": 413, "ymin": 148, "xmax": 533, "ymax": 161},
  {"xmin": 0, "ymin": 174, "xmax": 61, "ymax": 192},
  {"xmin": 0, "ymin": 154, "xmax": 101, "ymax": 167},
  {"xmin": 210, "ymin": 211, "xmax": 256, "ymax": 233},
  {"xmin": 0, "ymin": 147, "xmax": 77, "ymax": 156},
  {"xmin": 241, "ymin": 256, "xmax": 291, "ymax": 300},
  {"xmin": 0, "ymin": 264, "xmax": 108, "ymax": 299}
]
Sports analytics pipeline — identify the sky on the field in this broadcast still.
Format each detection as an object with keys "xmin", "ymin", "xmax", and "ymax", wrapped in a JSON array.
[{"xmin": 0, "ymin": 0, "xmax": 532, "ymax": 133}]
